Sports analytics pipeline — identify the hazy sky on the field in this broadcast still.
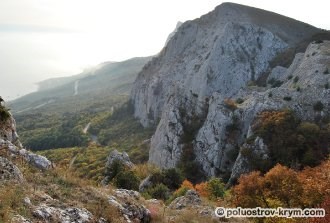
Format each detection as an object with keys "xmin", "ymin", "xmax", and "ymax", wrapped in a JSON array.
[{"xmin": 1, "ymin": 0, "xmax": 329, "ymax": 100}]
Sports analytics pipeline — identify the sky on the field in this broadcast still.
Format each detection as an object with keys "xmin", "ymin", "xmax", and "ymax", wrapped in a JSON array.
[{"xmin": 0, "ymin": 0, "xmax": 329, "ymax": 100}]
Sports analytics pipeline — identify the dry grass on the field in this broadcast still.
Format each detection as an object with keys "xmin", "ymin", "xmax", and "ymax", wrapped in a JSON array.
[
  {"xmin": 133, "ymin": 163, "xmax": 160, "ymax": 180},
  {"xmin": 3, "ymin": 157, "xmax": 124, "ymax": 222}
]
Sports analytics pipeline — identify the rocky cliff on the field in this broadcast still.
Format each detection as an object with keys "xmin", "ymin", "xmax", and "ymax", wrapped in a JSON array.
[
  {"xmin": 0, "ymin": 105, "xmax": 52, "ymax": 170},
  {"xmin": 130, "ymin": 3, "xmax": 330, "ymax": 180}
]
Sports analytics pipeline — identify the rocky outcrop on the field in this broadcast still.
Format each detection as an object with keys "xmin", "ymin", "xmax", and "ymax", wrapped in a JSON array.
[
  {"xmin": 102, "ymin": 150, "xmax": 134, "ymax": 184},
  {"xmin": 108, "ymin": 189, "xmax": 151, "ymax": 223},
  {"xmin": 105, "ymin": 150, "xmax": 134, "ymax": 169},
  {"xmin": 0, "ymin": 156, "xmax": 24, "ymax": 182},
  {"xmin": 33, "ymin": 206, "xmax": 94, "ymax": 223},
  {"xmin": 0, "ymin": 139, "xmax": 52, "ymax": 170},
  {"xmin": 0, "ymin": 114, "xmax": 22, "ymax": 148},
  {"xmin": 169, "ymin": 190, "xmax": 201, "ymax": 210},
  {"xmin": 0, "ymin": 108, "xmax": 52, "ymax": 170},
  {"xmin": 228, "ymin": 137, "xmax": 269, "ymax": 185},
  {"xmin": 131, "ymin": 2, "xmax": 330, "ymax": 180}
]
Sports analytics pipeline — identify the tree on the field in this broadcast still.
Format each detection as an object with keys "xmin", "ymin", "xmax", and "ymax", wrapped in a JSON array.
[
  {"xmin": 232, "ymin": 171, "xmax": 269, "ymax": 208},
  {"xmin": 114, "ymin": 170, "xmax": 139, "ymax": 190},
  {"xmin": 299, "ymin": 159, "xmax": 330, "ymax": 207},
  {"xmin": 206, "ymin": 178, "xmax": 226, "ymax": 200},
  {"xmin": 195, "ymin": 182, "xmax": 210, "ymax": 198},
  {"xmin": 263, "ymin": 164, "xmax": 303, "ymax": 207}
]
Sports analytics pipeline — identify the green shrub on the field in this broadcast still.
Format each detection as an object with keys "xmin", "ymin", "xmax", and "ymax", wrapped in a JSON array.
[
  {"xmin": 325, "ymin": 83, "xmax": 329, "ymax": 89},
  {"xmin": 250, "ymin": 110, "xmax": 328, "ymax": 169},
  {"xmin": 268, "ymin": 78, "xmax": 283, "ymax": 88},
  {"xmin": 293, "ymin": 76, "xmax": 299, "ymax": 83},
  {"xmin": 0, "ymin": 106, "xmax": 10, "ymax": 122},
  {"xmin": 114, "ymin": 170, "xmax": 139, "ymax": 190},
  {"xmin": 163, "ymin": 168, "xmax": 184, "ymax": 190},
  {"xmin": 178, "ymin": 144, "xmax": 205, "ymax": 184},
  {"xmin": 207, "ymin": 178, "xmax": 226, "ymax": 200},
  {"xmin": 283, "ymin": 96, "xmax": 292, "ymax": 101},
  {"xmin": 146, "ymin": 183, "xmax": 170, "ymax": 200},
  {"xmin": 106, "ymin": 159, "xmax": 125, "ymax": 182},
  {"xmin": 236, "ymin": 98, "xmax": 244, "ymax": 104},
  {"xmin": 313, "ymin": 101, "xmax": 324, "ymax": 111}
]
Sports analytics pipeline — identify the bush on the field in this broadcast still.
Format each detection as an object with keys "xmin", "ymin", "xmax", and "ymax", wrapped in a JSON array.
[
  {"xmin": 206, "ymin": 178, "xmax": 226, "ymax": 200},
  {"xmin": 283, "ymin": 96, "xmax": 292, "ymax": 101},
  {"xmin": 293, "ymin": 76, "xmax": 299, "ymax": 83},
  {"xmin": 113, "ymin": 170, "xmax": 140, "ymax": 190},
  {"xmin": 147, "ymin": 168, "xmax": 184, "ymax": 192},
  {"xmin": 268, "ymin": 78, "xmax": 283, "ymax": 88},
  {"xmin": 195, "ymin": 182, "xmax": 210, "ymax": 197},
  {"xmin": 236, "ymin": 98, "xmax": 244, "ymax": 104},
  {"xmin": 178, "ymin": 144, "xmax": 205, "ymax": 183},
  {"xmin": 251, "ymin": 110, "xmax": 328, "ymax": 169},
  {"xmin": 0, "ymin": 106, "xmax": 10, "ymax": 122},
  {"xmin": 324, "ymin": 68, "xmax": 329, "ymax": 75},
  {"xmin": 106, "ymin": 159, "xmax": 125, "ymax": 182},
  {"xmin": 170, "ymin": 179, "xmax": 194, "ymax": 202},
  {"xmin": 147, "ymin": 183, "xmax": 170, "ymax": 200},
  {"xmin": 163, "ymin": 168, "xmax": 184, "ymax": 190},
  {"xmin": 223, "ymin": 99, "xmax": 237, "ymax": 111},
  {"xmin": 325, "ymin": 83, "xmax": 329, "ymax": 89},
  {"xmin": 313, "ymin": 101, "xmax": 324, "ymax": 111}
]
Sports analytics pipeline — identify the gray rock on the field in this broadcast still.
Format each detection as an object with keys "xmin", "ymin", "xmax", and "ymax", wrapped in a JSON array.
[
  {"xmin": 169, "ymin": 190, "xmax": 202, "ymax": 210},
  {"xmin": 131, "ymin": 3, "xmax": 325, "ymax": 175},
  {"xmin": 131, "ymin": 0, "xmax": 330, "ymax": 182},
  {"xmin": 33, "ymin": 205, "xmax": 94, "ymax": 223},
  {"xmin": 103, "ymin": 150, "xmax": 134, "ymax": 185},
  {"xmin": 106, "ymin": 150, "xmax": 134, "ymax": 169},
  {"xmin": 109, "ymin": 189, "xmax": 151, "ymax": 223},
  {"xmin": 0, "ymin": 156, "xmax": 24, "ymax": 182},
  {"xmin": 139, "ymin": 175, "xmax": 152, "ymax": 192},
  {"xmin": 228, "ymin": 137, "xmax": 270, "ymax": 185},
  {"xmin": 267, "ymin": 66, "xmax": 288, "ymax": 83},
  {"xmin": 60, "ymin": 208, "xmax": 93, "ymax": 223},
  {"xmin": 11, "ymin": 215, "xmax": 32, "ymax": 223},
  {"xmin": 19, "ymin": 149, "xmax": 53, "ymax": 170},
  {"xmin": 0, "ymin": 110, "xmax": 53, "ymax": 170},
  {"xmin": 23, "ymin": 197, "xmax": 32, "ymax": 207}
]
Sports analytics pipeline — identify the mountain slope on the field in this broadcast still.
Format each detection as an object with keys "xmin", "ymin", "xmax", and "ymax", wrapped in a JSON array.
[
  {"xmin": 10, "ymin": 57, "xmax": 151, "ymax": 114},
  {"xmin": 130, "ymin": 3, "xmax": 330, "ymax": 180},
  {"xmin": 8, "ymin": 57, "xmax": 151, "ymax": 151}
]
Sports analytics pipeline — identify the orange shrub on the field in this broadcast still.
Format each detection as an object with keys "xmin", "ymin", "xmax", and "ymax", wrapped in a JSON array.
[
  {"xmin": 195, "ymin": 182, "xmax": 210, "ymax": 197},
  {"xmin": 174, "ymin": 179, "xmax": 194, "ymax": 197}
]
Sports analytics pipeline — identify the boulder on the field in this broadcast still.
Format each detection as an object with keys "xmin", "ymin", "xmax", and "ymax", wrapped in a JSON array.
[
  {"xmin": 169, "ymin": 190, "xmax": 202, "ymax": 210},
  {"xmin": 0, "ymin": 156, "xmax": 24, "ymax": 182},
  {"xmin": 33, "ymin": 205, "xmax": 94, "ymax": 223},
  {"xmin": 106, "ymin": 150, "xmax": 134, "ymax": 169},
  {"xmin": 108, "ymin": 189, "xmax": 151, "ymax": 223}
]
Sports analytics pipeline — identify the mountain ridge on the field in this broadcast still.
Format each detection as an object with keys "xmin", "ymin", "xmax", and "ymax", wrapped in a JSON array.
[{"xmin": 130, "ymin": 2, "xmax": 330, "ymax": 181}]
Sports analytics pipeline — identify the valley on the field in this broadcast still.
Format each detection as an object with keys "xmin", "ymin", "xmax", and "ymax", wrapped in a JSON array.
[{"xmin": 1, "ymin": 2, "xmax": 330, "ymax": 223}]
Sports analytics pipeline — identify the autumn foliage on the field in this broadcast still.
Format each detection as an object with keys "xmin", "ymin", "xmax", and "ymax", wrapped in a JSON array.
[
  {"xmin": 195, "ymin": 182, "xmax": 210, "ymax": 197},
  {"xmin": 232, "ymin": 160, "xmax": 330, "ymax": 209},
  {"xmin": 250, "ymin": 110, "xmax": 329, "ymax": 169}
]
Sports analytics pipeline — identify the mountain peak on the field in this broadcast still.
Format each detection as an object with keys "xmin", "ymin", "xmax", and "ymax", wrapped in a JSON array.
[
  {"xmin": 131, "ymin": 3, "xmax": 330, "ymax": 177},
  {"xmin": 194, "ymin": 2, "xmax": 320, "ymax": 45}
]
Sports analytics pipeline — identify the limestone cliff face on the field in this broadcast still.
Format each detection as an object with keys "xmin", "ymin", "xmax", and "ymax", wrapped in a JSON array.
[
  {"xmin": 131, "ymin": 3, "xmax": 329, "ymax": 179},
  {"xmin": 0, "ymin": 113, "xmax": 21, "ymax": 147},
  {"xmin": 0, "ymin": 108, "xmax": 52, "ymax": 170}
]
